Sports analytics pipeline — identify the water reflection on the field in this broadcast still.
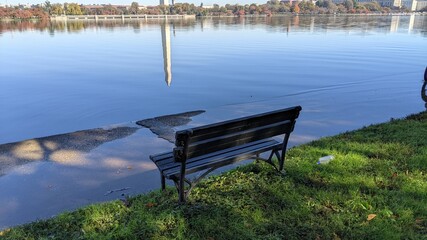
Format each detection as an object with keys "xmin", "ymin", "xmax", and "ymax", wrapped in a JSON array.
[
  {"xmin": 161, "ymin": 22, "xmax": 172, "ymax": 86},
  {"xmin": 0, "ymin": 126, "xmax": 138, "ymax": 176},
  {"xmin": 390, "ymin": 15, "xmax": 400, "ymax": 32},
  {"xmin": 1, "ymin": 15, "xmax": 426, "ymax": 144},
  {"xmin": 1, "ymin": 15, "xmax": 426, "ymax": 35},
  {"xmin": 1, "ymin": 16, "xmax": 426, "ymax": 88}
]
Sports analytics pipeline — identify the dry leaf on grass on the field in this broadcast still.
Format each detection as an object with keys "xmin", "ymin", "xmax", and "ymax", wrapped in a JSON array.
[
  {"xmin": 367, "ymin": 214, "xmax": 377, "ymax": 221},
  {"xmin": 146, "ymin": 202, "xmax": 156, "ymax": 208}
]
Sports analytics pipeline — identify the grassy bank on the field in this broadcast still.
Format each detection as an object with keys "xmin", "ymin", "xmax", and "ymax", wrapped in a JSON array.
[{"xmin": 1, "ymin": 112, "xmax": 426, "ymax": 239}]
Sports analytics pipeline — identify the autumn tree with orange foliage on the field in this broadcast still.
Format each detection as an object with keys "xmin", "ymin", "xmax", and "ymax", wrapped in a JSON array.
[
  {"xmin": 0, "ymin": 7, "xmax": 48, "ymax": 19},
  {"xmin": 291, "ymin": 3, "xmax": 300, "ymax": 13}
]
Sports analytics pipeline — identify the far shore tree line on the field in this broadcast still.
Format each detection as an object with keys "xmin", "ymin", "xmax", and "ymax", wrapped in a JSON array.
[{"xmin": 0, "ymin": 0, "xmax": 426, "ymax": 19}]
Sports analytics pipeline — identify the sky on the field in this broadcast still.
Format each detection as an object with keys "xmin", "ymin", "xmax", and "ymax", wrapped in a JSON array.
[{"xmin": 2, "ymin": 0, "xmax": 267, "ymax": 6}]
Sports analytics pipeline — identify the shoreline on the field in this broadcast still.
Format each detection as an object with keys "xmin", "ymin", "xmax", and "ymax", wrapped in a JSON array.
[
  {"xmin": 1, "ymin": 110, "xmax": 426, "ymax": 238},
  {"xmin": 0, "ymin": 12, "xmax": 425, "ymax": 22}
]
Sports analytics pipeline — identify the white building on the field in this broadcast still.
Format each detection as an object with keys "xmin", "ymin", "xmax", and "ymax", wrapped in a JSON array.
[
  {"xmin": 401, "ymin": 0, "xmax": 417, "ymax": 10},
  {"xmin": 416, "ymin": 0, "xmax": 427, "ymax": 10},
  {"xmin": 285, "ymin": 0, "xmax": 423, "ymax": 10},
  {"xmin": 377, "ymin": 0, "xmax": 402, "ymax": 7},
  {"xmin": 331, "ymin": 0, "xmax": 420, "ymax": 10}
]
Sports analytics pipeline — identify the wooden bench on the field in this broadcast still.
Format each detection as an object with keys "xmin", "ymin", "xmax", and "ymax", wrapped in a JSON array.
[{"xmin": 150, "ymin": 106, "xmax": 302, "ymax": 203}]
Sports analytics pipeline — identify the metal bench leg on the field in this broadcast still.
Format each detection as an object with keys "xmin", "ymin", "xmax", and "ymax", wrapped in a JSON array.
[
  {"xmin": 178, "ymin": 179, "xmax": 185, "ymax": 203},
  {"xmin": 266, "ymin": 150, "xmax": 275, "ymax": 162},
  {"xmin": 279, "ymin": 133, "xmax": 291, "ymax": 172},
  {"xmin": 255, "ymin": 153, "xmax": 260, "ymax": 163},
  {"xmin": 179, "ymin": 163, "xmax": 186, "ymax": 203},
  {"xmin": 161, "ymin": 174, "xmax": 166, "ymax": 190}
]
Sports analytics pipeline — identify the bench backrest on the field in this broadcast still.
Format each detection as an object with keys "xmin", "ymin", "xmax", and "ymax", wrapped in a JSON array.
[{"xmin": 173, "ymin": 106, "xmax": 302, "ymax": 163}]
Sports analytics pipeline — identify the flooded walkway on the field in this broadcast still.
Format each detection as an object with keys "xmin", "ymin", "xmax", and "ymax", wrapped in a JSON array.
[
  {"xmin": 1, "ymin": 76, "xmax": 426, "ymax": 229},
  {"xmin": 0, "ymin": 103, "xmax": 310, "ymax": 229}
]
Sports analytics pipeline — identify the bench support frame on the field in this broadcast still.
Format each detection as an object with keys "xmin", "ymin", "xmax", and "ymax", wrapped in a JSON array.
[
  {"xmin": 161, "ymin": 132, "xmax": 290, "ymax": 203},
  {"xmin": 151, "ymin": 106, "xmax": 301, "ymax": 203}
]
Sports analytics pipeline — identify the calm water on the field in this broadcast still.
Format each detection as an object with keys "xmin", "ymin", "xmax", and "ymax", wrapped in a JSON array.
[
  {"xmin": 0, "ymin": 15, "xmax": 426, "ymax": 144},
  {"xmin": 0, "ymin": 15, "xmax": 426, "ymax": 229}
]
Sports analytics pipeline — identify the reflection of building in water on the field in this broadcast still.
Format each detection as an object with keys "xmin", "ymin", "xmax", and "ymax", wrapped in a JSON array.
[
  {"xmin": 408, "ymin": 14, "xmax": 415, "ymax": 33},
  {"xmin": 161, "ymin": 23, "xmax": 172, "ymax": 86},
  {"xmin": 310, "ymin": 17, "xmax": 315, "ymax": 33},
  {"xmin": 390, "ymin": 16, "xmax": 400, "ymax": 32},
  {"xmin": 389, "ymin": 14, "xmax": 425, "ymax": 33}
]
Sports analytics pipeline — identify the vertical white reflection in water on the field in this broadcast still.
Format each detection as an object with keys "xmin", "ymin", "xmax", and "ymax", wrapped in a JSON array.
[
  {"xmin": 390, "ymin": 15, "xmax": 400, "ymax": 32},
  {"xmin": 408, "ymin": 14, "xmax": 415, "ymax": 33},
  {"xmin": 161, "ymin": 23, "xmax": 172, "ymax": 86}
]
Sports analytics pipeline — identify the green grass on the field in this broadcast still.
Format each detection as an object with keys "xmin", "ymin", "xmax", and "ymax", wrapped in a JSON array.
[{"xmin": 2, "ymin": 112, "xmax": 427, "ymax": 239}]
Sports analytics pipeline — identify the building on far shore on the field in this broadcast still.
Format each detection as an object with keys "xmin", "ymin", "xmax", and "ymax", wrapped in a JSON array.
[
  {"xmin": 401, "ymin": 0, "xmax": 417, "ymax": 10},
  {"xmin": 281, "ymin": 0, "xmax": 424, "ymax": 11},
  {"xmin": 414, "ymin": 0, "xmax": 427, "ymax": 10},
  {"xmin": 331, "ymin": 0, "xmax": 414, "ymax": 10},
  {"xmin": 332, "ymin": 0, "xmax": 419, "ymax": 11}
]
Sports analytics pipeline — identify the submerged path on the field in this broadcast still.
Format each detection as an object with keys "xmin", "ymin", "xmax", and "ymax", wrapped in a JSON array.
[{"xmin": 2, "ymin": 111, "xmax": 426, "ymax": 239}]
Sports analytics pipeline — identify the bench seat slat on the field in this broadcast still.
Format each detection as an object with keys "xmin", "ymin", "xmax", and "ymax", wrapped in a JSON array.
[
  {"xmin": 162, "ymin": 139, "xmax": 280, "ymax": 179},
  {"xmin": 151, "ymin": 152, "xmax": 173, "ymax": 162},
  {"xmin": 174, "ymin": 141, "xmax": 280, "ymax": 177},
  {"xmin": 154, "ymin": 139, "xmax": 275, "ymax": 169},
  {"xmin": 155, "ymin": 139, "xmax": 276, "ymax": 170}
]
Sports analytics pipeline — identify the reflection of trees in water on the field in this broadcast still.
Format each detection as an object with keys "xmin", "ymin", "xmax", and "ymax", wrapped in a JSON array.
[
  {"xmin": 0, "ymin": 127, "xmax": 138, "ymax": 176},
  {"xmin": 0, "ymin": 19, "xmax": 50, "ymax": 34},
  {"xmin": 0, "ymin": 15, "xmax": 426, "ymax": 35},
  {"xmin": 204, "ymin": 15, "xmax": 427, "ymax": 34},
  {"xmin": 67, "ymin": 21, "xmax": 85, "ymax": 32},
  {"xmin": 0, "ymin": 19, "xmax": 198, "ymax": 34}
]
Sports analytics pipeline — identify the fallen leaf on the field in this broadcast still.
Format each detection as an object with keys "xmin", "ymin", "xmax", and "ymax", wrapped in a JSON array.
[
  {"xmin": 146, "ymin": 202, "xmax": 156, "ymax": 208},
  {"xmin": 367, "ymin": 214, "xmax": 377, "ymax": 221},
  {"xmin": 391, "ymin": 172, "xmax": 398, "ymax": 179}
]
